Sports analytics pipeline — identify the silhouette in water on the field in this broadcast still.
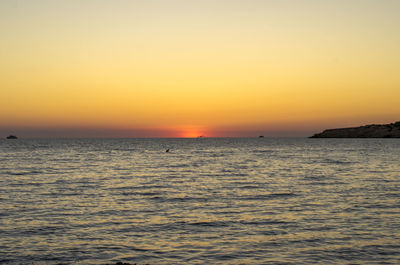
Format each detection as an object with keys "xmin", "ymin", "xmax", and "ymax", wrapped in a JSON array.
[
  {"xmin": 166, "ymin": 149, "xmax": 170, "ymax": 153},
  {"xmin": 6, "ymin": 135, "xmax": 18, "ymax": 139}
]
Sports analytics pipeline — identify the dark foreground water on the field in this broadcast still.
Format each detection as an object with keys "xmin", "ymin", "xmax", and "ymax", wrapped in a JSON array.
[{"xmin": 1, "ymin": 138, "xmax": 400, "ymax": 264}]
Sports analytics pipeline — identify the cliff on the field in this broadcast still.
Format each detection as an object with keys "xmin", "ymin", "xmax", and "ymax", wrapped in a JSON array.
[{"xmin": 310, "ymin": 121, "xmax": 400, "ymax": 138}]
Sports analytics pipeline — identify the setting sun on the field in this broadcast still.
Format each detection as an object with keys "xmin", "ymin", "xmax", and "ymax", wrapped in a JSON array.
[{"xmin": 180, "ymin": 127, "xmax": 205, "ymax": 138}]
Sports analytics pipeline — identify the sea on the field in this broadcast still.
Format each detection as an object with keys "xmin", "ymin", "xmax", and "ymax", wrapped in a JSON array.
[{"xmin": 1, "ymin": 138, "xmax": 400, "ymax": 264}]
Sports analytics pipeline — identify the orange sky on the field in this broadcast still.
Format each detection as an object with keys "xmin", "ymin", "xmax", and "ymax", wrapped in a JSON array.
[{"xmin": 1, "ymin": 0, "xmax": 400, "ymax": 137}]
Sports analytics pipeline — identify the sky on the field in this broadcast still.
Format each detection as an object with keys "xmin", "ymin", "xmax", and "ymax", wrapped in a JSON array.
[{"xmin": 1, "ymin": 0, "xmax": 400, "ymax": 138}]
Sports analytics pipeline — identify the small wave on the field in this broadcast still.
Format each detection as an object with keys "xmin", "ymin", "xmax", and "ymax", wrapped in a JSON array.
[
  {"xmin": 188, "ymin": 221, "xmax": 230, "ymax": 227},
  {"xmin": 252, "ymin": 149, "xmax": 275, "ymax": 154},
  {"xmin": 8, "ymin": 170, "xmax": 42, "ymax": 176},
  {"xmin": 259, "ymin": 229, "xmax": 289, "ymax": 235},
  {"xmin": 9, "ymin": 182, "xmax": 44, "ymax": 187},
  {"xmin": 108, "ymin": 185, "xmax": 168, "ymax": 191},
  {"xmin": 304, "ymin": 181, "xmax": 331, "ymax": 186},
  {"xmin": 9, "ymin": 172, "xmax": 26, "ymax": 176},
  {"xmin": 112, "ymin": 167, "xmax": 130, "ymax": 171},
  {"xmin": 150, "ymin": 196, "xmax": 210, "ymax": 203},
  {"xmin": 209, "ymin": 253, "xmax": 241, "ymax": 261},
  {"xmin": 243, "ymin": 192, "xmax": 296, "ymax": 200},
  {"xmin": 107, "ymin": 186, "xmax": 144, "ymax": 191},
  {"xmin": 113, "ymin": 148, "xmax": 136, "ymax": 152},
  {"xmin": 240, "ymin": 220, "xmax": 291, "ymax": 225},
  {"xmin": 42, "ymin": 192, "xmax": 81, "ymax": 196},
  {"xmin": 168, "ymin": 163, "xmax": 190, "ymax": 168},
  {"xmin": 321, "ymin": 158, "xmax": 352, "ymax": 165},
  {"xmin": 120, "ymin": 191, "xmax": 162, "ymax": 197},
  {"xmin": 126, "ymin": 246, "xmax": 149, "ymax": 252},
  {"xmin": 13, "ymin": 225, "xmax": 68, "ymax": 236},
  {"xmin": 238, "ymin": 185, "xmax": 260, "ymax": 189}
]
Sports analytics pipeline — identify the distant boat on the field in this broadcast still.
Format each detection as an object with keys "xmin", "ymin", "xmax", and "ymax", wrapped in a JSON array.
[
  {"xmin": 258, "ymin": 135, "xmax": 264, "ymax": 138},
  {"xmin": 6, "ymin": 135, "xmax": 18, "ymax": 139}
]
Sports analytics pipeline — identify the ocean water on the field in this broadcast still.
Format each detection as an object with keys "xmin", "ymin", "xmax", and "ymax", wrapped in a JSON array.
[{"xmin": 1, "ymin": 138, "xmax": 400, "ymax": 264}]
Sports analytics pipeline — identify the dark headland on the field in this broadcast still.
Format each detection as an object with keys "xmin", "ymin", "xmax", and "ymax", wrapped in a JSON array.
[{"xmin": 310, "ymin": 121, "xmax": 400, "ymax": 138}]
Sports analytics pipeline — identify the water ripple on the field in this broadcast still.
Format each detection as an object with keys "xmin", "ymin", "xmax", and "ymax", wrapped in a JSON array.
[{"xmin": 1, "ymin": 138, "xmax": 400, "ymax": 264}]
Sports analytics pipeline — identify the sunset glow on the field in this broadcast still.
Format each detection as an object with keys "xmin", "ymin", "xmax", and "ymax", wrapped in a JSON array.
[
  {"xmin": 180, "ymin": 131, "xmax": 204, "ymax": 139},
  {"xmin": 1, "ymin": 0, "xmax": 400, "ymax": 137}
]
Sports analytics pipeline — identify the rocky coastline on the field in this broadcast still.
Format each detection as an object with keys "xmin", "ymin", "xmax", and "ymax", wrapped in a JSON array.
[{"xmin": 310, "ymin": 121, "xmax": 400, "ymax": 138}]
